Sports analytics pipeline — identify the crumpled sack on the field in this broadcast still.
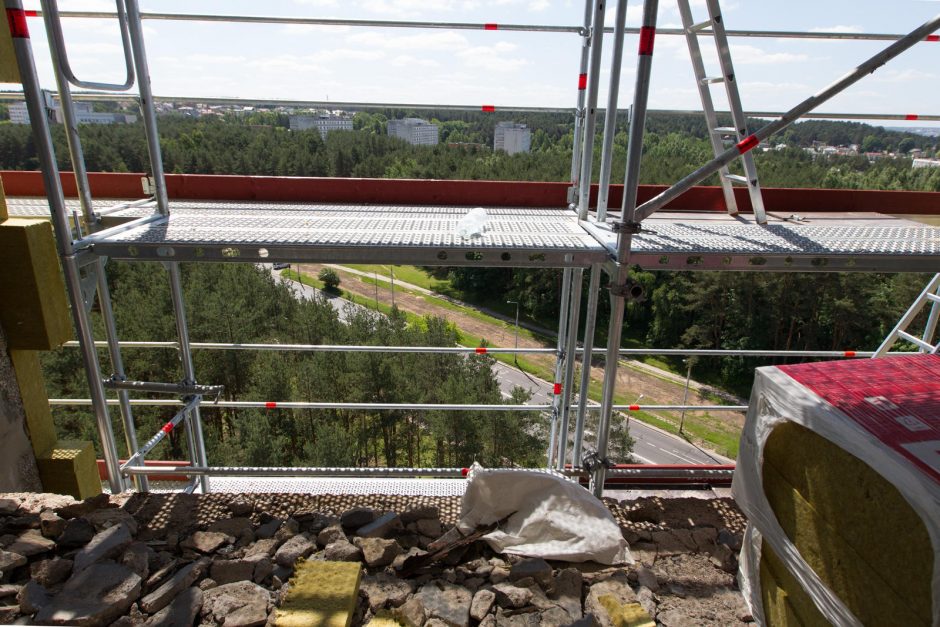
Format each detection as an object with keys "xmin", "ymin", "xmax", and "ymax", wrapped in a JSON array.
[
  {"xmin": 456, "ymin": 463, "xmax": 632, "ymax": 564},
  {"xmin": 456, "ymin": 207, "xmax": 489, "ymax": 239}
]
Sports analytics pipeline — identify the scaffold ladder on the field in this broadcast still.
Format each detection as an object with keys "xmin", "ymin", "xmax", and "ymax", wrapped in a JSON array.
[
  {"xmin": 677, "ymin": 0, "xmax": 767, "ymax": 223},
  {"xmin": 874, "ymin": 274, "xmax": 940, "ymax": 356}
]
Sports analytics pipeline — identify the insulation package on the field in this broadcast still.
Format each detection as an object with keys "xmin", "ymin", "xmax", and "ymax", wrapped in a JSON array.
[{"xmin": 732, "ymin": 355, "xmax": 939, "ymax": 626}]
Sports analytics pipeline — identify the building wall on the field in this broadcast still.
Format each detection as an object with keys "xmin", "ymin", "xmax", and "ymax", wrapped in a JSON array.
[
  {"xmin": 494, "ymin": 123, "xmax": 531, "ymax": 155},
  {"xmin": 0, "ymin": 325, "xmax": 42, "ymax": 492},
  {"xmin": 388, "ymin": 118, "xmax": 439, "ymax": 146},
  {"xmin": 289, "ymin": 115, "xmax": 353, "ymax": 139}
]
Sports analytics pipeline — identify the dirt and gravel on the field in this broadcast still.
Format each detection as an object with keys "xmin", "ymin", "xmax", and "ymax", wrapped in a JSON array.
[
  {"xmin": 296, "ymin": 264, "xmax": 745, "ymax": 455},
  {"xmin": 0, "ymin": 490, "xmax": 752, "ymax": 626}
]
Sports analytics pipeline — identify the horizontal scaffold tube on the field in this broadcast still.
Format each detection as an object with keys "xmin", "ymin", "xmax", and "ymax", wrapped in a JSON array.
[
  {"xmin": 50, "ymin": 398, "xmax": 745, "ymax": 412},
  {"xmin": 66, "ymin": 340, "xmax": 901, "ymax": 359},
  {"xmin": 27, "ymin": 11, "xmax": 937, "ymax": 44}
]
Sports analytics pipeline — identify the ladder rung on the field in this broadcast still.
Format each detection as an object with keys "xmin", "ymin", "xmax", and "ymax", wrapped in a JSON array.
[
  {"xmin": 926, "ymin": 293, "xmax": 940, "ymax": 303},
  {"xmin": 897, "ymin": 330, "xmax": 937, "ymax": 352},
  {"xmin": 688, "ymin": 19, "xmax": 712, "ymax": 33},
  {"xmin": 713, "ymin": 127, "xmax": 736, "ymax": 134},
  {"xmin": 723, "ymin": 174, "xmax": 748, "ymax": 184},
  {"xmin": 700, "ymin": 77, "xmax": 725, "ymax": 85}
]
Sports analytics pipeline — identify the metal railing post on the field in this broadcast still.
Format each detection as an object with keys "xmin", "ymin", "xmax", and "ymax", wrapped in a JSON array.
[
  {"xmin": 593, "ymin": 0, "xmax": 659, "ymax": 497},
  {"xmin": 5, "ymin": 0, "xmax": 125, "ymax": 493}
]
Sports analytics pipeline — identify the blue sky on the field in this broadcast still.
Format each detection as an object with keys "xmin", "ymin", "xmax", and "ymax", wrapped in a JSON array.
[{"xmin": 12, "ymin": 1, "xmax": 940, "ymax": 128}]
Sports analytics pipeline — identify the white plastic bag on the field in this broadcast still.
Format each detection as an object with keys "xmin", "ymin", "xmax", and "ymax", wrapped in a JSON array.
[
  {"xmin": 457, "ymin": 463, "xmax": 633, "ymax": 564},
  {"xmin": 456, "ymin": 207, "xmax": 489, "ymax": 239}
]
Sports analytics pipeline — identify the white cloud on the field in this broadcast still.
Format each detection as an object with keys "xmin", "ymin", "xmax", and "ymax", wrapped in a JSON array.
[
  {"xmin": 389, "ymin": 54, "xmax": 441, "ymax": 68},
  {"xmin": 528, "ymin": 0, "xmax": 550, "ymax": 11},
  {"xmin": 346, "ymin": 30, "xmax": 470, "ymax": 52},
  {"xmin": 871, "ymin": 68, "xmax": 935, "ymax": 83},
  {"xmin": 730, "ymin": 44, "xmax": 809, "ymax": 65},
  {"xmin": 456, "ymin": 42, "xmax": 528, "ymax": 72}
]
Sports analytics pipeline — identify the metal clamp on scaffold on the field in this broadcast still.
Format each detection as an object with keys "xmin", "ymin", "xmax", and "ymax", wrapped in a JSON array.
[
  {"xmin": 610, "ymin": 220, "xmax": 643, "ymax": 234},
  {"xmin": 581, "ymin": 450, "xmax": 613, "ymax": 473},
  {"xmin": 609, "ymin": 280, "xmax": 646, "ymax": 302}
]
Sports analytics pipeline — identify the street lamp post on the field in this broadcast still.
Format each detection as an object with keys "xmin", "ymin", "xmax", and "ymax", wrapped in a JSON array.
[
  {"xmin": 679, "ymin": 358, "xmax": 694, "ymax": 435},
  {"xmin": 507, "ymin": 300, "xmax": 520, "ymax": 366}
]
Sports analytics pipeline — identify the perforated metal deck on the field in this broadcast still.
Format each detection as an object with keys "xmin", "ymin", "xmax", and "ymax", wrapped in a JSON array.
[
  {"xmin": 589, "ymin": 212, "xmax": 940, "ymax": 272},
  {"xmin": 5, "ymin": 196, "xmax": 132, "ymax": 217},
  {"xmin": 89, "ymin": 202, "xmax": 607, "ymax": 267},
  {"xmin": 10, "ymin": 197, "xmax": 940, "ymax": 272}
]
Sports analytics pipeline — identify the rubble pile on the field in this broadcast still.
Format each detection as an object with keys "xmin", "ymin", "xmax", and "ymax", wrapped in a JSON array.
[{"xmin": 0, "ymin": 492, "xmax": 751, "ymax": 626}]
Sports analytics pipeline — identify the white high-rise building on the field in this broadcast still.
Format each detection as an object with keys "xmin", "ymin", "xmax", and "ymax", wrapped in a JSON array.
[
  {"xmin": 289, "ymin": 112, "xmax": 353, "ymax": 138},
  {"xmin": 494, "ymin": 121, "xmax": 531, "ymax": 155},
  {"xmin": 387, "ymin": 118, "xmax": 439, "ymax": 146}
]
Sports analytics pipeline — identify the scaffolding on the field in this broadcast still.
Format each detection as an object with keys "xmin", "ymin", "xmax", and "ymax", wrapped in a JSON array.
[{"xmin": 5, "ymin": 0, "xmax": 940, "ymax": 496}]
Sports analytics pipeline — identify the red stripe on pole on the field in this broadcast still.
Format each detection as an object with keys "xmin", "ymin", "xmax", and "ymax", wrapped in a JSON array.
[
  {"xmin": 461, "ymin": 467, "xmax": 469, "ymax": 476},
  {"xmin": 481, "ymin": 105, "xmax": 495, "ymax": 112},
  {"xmin": 475, "ymin": 347, "xmax": 487, "ymax": 354},
  {"xmin": 553, "ymin": 383, "xmax": 562, "ymax": 395},
  {"xmin": 736, "ymin": 134, "xmax": 759, "ymax": 154},
  {"xmin": 6, "ymin": 8, "xmax": 29, "ymax": 38},
  {"xmin": 265, "ymin": 401, "xmax": 277, "ymax": 409},
  {"xmin": 484, "ymin": 23, "xmax": 498, "ymax": 30},
  {"xmin": 905, "ymin": 114, "xmax": 920, "ymax": 120},
  {"xmin": 629, "ymin": 404, "xmax": 640, "ymax": 411},
  {"xmin": 638, "ymin": 26, "xmax": 656, "ymax": 55},
  {"xmin": 577, "ymin": 73, "xmax": 587, "ymax": 90},
  {"xmin": 161, "ymin": 422, "xmax": 174, "ymax": 434},
  {"xmin": 843, "ymin": 351, "xmax": 857, "ymax": 358},
  {"xmin": 23, "ymin": 10, "xmax": 38, "ymax": 17},
  {"xmin": 925, "ymin": 34, "xmax": 939, "ymax": 42}
]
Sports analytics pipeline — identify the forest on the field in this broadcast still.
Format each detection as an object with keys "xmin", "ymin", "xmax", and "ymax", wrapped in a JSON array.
[{"xmin": 1, "ymin": 110, "xmax": 936, "ymax": 466}]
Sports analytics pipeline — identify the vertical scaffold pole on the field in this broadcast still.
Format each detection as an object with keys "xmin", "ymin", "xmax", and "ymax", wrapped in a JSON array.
[
  {"xmin": 547, "ymin": 267, "xmax": 573, "ymax": 467},
  {"xmin": 593, "ymin": 0, "xmax": 659, "ymax": 497},
  {"xmin": 557, "ymin": 267, "xmax": 583, "ymax": 468},
  {"xmin": 5, "ymin": 0, "xmax": 124, "ymax": 493},
  {"xmin": 575, "ymin": 0, "xmax": 607, "ymax": 216},
  {"xmin": 40, "ymin": 0, "xmax": 147, "ymax": 491},
  {"xmin": 569, "ymin": 0, "xmax": 598, "ymax": 198},
  {"xmin": 574, "ymin": 0, "xmax": 631, "ymax": 467},
  {"xmin": 124, "ymin": 0, "xmax": 168, "ymax": 215}
]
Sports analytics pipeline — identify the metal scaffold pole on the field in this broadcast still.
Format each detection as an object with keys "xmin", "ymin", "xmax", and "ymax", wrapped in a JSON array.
[
  {"xmin": 547, "ymin": 267, "xmax": 573, "ymax": 466},
  {"xmin": 574, "ymin": 0, "xmax": 630, "ymax": 467},
  {"xmin": 569, "ymin": 0, "xmax": 597, "ymax": 197},
  {"xmin": 593, "ymin": 0, "xmax": 659, "ymax": 497},
  {"xmin": 5, "ymin": 0, "xmax": 124, "ymax": 493},
  {"xmin": 557, "ymin": 267, "xmax": 583, "ymax": 468},
  {"xmin": 575, "ymin": 0, "xmax": 607, "ymax": 216},
  {"xmin": 40, "ymin": 0, "xmax": 148, "ymax": 491}
]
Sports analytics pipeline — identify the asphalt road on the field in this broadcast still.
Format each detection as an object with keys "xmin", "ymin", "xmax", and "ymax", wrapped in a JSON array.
[{"xmin": 273, "ymin": 267, "xmax": 732, "ymax": 466}]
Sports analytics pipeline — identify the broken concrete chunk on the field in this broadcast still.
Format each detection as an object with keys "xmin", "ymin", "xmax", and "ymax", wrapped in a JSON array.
[
  {"xmin": 356, "ymin": 512, "xmax": 403, "ymax": 539},
  {"xmin": 73, "ymin": 522, "xmax": 133, "ymax": 573},
  {"xmin": 139, "ymin": 557, "xmax": 209, "ymax": 614},
  {"xmin": 273, "ymin": 534, "xmax": 314, "ymax": 568},
  {"xmin": 143, "ymin": 586, "xmax": 203, "ymax": 627},
  {"xmin": 34, "ymin": 562, "xmax": 141, "ymax": 626},
  {"xmin": 355, "ymin": 537, "xmax": 403, "ymax": 568}
]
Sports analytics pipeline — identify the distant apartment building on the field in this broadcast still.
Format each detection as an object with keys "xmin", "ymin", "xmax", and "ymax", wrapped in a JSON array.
[
  {"xmin": 387, "ymin": 117, "xmax": 439, "ymax": 146},
  {"xmin": 8, "ymin": 98, "xmax": 136, "ymax": 125},
  {"xmin": 494, "ymin": 121, "xmax": 531, "ymax": 155},
  {"xmin": 289, "ymin": 112, "xmax": 354, "ymax": 139},
  {"xmin": 913, "ymin": 158, "xmax": 940, "ymax": 169}
]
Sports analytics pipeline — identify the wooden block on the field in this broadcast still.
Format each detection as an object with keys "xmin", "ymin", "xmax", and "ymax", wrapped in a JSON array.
[
  {"xmin": 36, "ymin": 439, "xmax": 101, "ymax": 501},
  {"xmin": 0, "ymin": 218, "xmax": 73, "ymax": 350},
  {"xmin": 9, "ymin": 349, "xmax": 57, "ymax": 457},
  {"xmin": 276, "ymin": 561, "xmax": 362, "ymax": 627}
]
